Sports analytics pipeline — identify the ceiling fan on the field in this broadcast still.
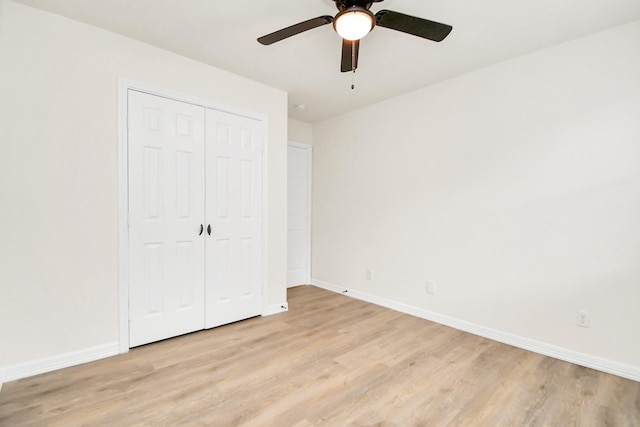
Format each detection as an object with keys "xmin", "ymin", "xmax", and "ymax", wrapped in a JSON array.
[{"xmin": 257, "ymin": 0, "xmax": 453, "ymax": 73}]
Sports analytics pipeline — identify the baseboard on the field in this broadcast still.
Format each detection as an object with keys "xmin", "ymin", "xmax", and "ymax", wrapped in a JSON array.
[
  {"xmin": 0, "ymin": 342, "xmax": 119, "ymax": 384},
  {"xmin": 264, "ymin": 302, "xmax": 289, "ymax": 316},
  {"xmin": 311, "ymin": 279, "xmax": 640, "ymax": 382}
]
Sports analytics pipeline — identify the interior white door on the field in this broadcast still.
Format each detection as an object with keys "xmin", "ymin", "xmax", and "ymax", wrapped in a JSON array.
[
  {"xmin": 287, "ymin": 142, "xmax": 311, "ymax": 287},
  {"xmin": 128, "ymin": 90, "xmax": 206, "ymax": 347},
  {"xmin": 205, "ymin": 109, "xmax": 264, "ymax": 328}
]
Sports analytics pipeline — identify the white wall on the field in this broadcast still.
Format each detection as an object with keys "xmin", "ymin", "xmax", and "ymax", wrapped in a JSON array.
[
  {"xmin": 312, "ymin": 21, "xmax": 640, "ymax": 375},
  {"xmin": 288, "ymin": 118, "xmax": 313, "ymax": 146},
  {"xmin": 0, "ymin": 0, "xmax": 288, "ymax": 378}
]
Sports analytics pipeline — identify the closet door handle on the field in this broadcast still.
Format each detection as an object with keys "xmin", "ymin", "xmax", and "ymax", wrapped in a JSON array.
[
  {"xmin": 199, "ymin": 224, "xmax": 204, "ymax": 236},
  {"xmin": 207, "ymin": 225, "xmax": 212, "ymax": 236}
]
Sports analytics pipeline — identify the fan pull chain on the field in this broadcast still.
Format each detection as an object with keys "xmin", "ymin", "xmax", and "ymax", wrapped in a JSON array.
[{"xmin": 351, "ymin": 69, "xmax": 356, "ymax": 90}]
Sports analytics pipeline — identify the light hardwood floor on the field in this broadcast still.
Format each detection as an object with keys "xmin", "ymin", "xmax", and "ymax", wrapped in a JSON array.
[{"xmin": 1, "ymin": 286, "xmax": 639, "ymax": 426}]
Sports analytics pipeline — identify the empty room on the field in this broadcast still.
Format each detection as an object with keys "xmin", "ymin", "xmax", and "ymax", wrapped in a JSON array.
[{"xmin": 1, "ymin": 0, "xmax": 639, "ymax": 425}]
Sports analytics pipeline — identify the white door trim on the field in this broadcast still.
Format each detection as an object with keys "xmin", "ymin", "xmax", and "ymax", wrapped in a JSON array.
[
  {"xmin": 117, "ymin": 79, "xmax": 269, "ymax": 354},
  {"xmin": 287, "ymin": 141, "xmax": 312, "ymax": 286}
]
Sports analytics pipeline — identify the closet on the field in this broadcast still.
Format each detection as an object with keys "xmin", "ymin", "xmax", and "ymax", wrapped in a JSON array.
[{"xmin": 127, "ymin": 90, "xmax": 264, "ymax": 347}]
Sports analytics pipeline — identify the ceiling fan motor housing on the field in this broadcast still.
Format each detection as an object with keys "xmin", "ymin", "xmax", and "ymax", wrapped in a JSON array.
[{"xmin": 333, "ymin": 0, "xmax": 383, "ymax": 12}]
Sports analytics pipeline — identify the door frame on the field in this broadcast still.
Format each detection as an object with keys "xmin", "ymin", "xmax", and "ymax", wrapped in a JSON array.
[
  {"xmin": 287, "ymin": 141, "xmax": 313, "ymax": 287},
  {"xmin": 117, "ymin": 79, "xmax": 269, "ymax": 354}
]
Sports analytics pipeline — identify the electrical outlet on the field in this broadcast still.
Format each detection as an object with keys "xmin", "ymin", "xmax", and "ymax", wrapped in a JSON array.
[
  {"xmin": 366, "ymin": 268, "xmax": 373, "ymax": 281},
  {"xmin": 426, "ymin": 280, "xmax": 436, "ymax": 295},
  {"xmin": 577, "ymin": 310, "xmax": 590, "ymax": 328}
]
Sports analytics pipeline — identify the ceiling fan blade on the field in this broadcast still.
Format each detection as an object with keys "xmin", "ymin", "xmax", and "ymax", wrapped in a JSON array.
[
  {"xmin": 258, "ymin": 16, "xmax": 333, "ymax": 45},
  {"xmin": 375, "ymin": 10, "xmax": 452, "ymax": 42},
  {"xmin": 341, "ymin": 39, "xmax": 360, "ymax": 72}
]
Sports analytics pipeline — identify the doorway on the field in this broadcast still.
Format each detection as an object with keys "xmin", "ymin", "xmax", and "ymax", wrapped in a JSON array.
[{"xmin": 287, "ymin": 142, "xmax": 312, "ymax": 288}]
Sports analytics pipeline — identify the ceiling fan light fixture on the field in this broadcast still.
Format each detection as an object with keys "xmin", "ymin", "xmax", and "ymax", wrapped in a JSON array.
[{"xmin": 333, "ymin": 7, "xmax": 374, "ymax": 41}]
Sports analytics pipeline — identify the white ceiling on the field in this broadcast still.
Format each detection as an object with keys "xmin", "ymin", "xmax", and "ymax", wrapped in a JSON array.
[{"xmin": 14, "ymin": 0, "xmax": 640, "ymax": 122}]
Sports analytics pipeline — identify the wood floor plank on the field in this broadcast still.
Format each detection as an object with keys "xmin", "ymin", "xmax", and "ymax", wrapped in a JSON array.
[{"xmin": 1, "ymin": 286, "xmax": 638, "ymax": 426}]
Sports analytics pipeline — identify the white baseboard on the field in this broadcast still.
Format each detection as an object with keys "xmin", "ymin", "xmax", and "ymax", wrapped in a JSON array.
[
  {"xmin": 264, "ymin": 302, "xmax": 288, "ymax": 316},
  {"xmin": 1, "ymin": 302, "xmax": 289, "ymax": 384},
  {"xmin": 311, "ymin": 279, "xmax": 640, "ymax": 382},
  {"xmin": 0, "ymin": 342, "xmax": 119, "ymax": 383}
]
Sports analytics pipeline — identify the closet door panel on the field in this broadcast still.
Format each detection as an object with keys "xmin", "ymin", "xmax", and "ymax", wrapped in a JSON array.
[
  {"xmin": 205, "ymin": 109, "xmax": 263, "ymax": 328},
  {"xmin": 128, "ymin": 90, "xmax": 206, "ymax": 347}
]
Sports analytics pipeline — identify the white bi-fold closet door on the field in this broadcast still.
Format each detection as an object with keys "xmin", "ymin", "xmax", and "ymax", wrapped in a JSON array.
[{"xmin": 128, "ymin": 90, "xmax": 264, "ymax": 347}]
